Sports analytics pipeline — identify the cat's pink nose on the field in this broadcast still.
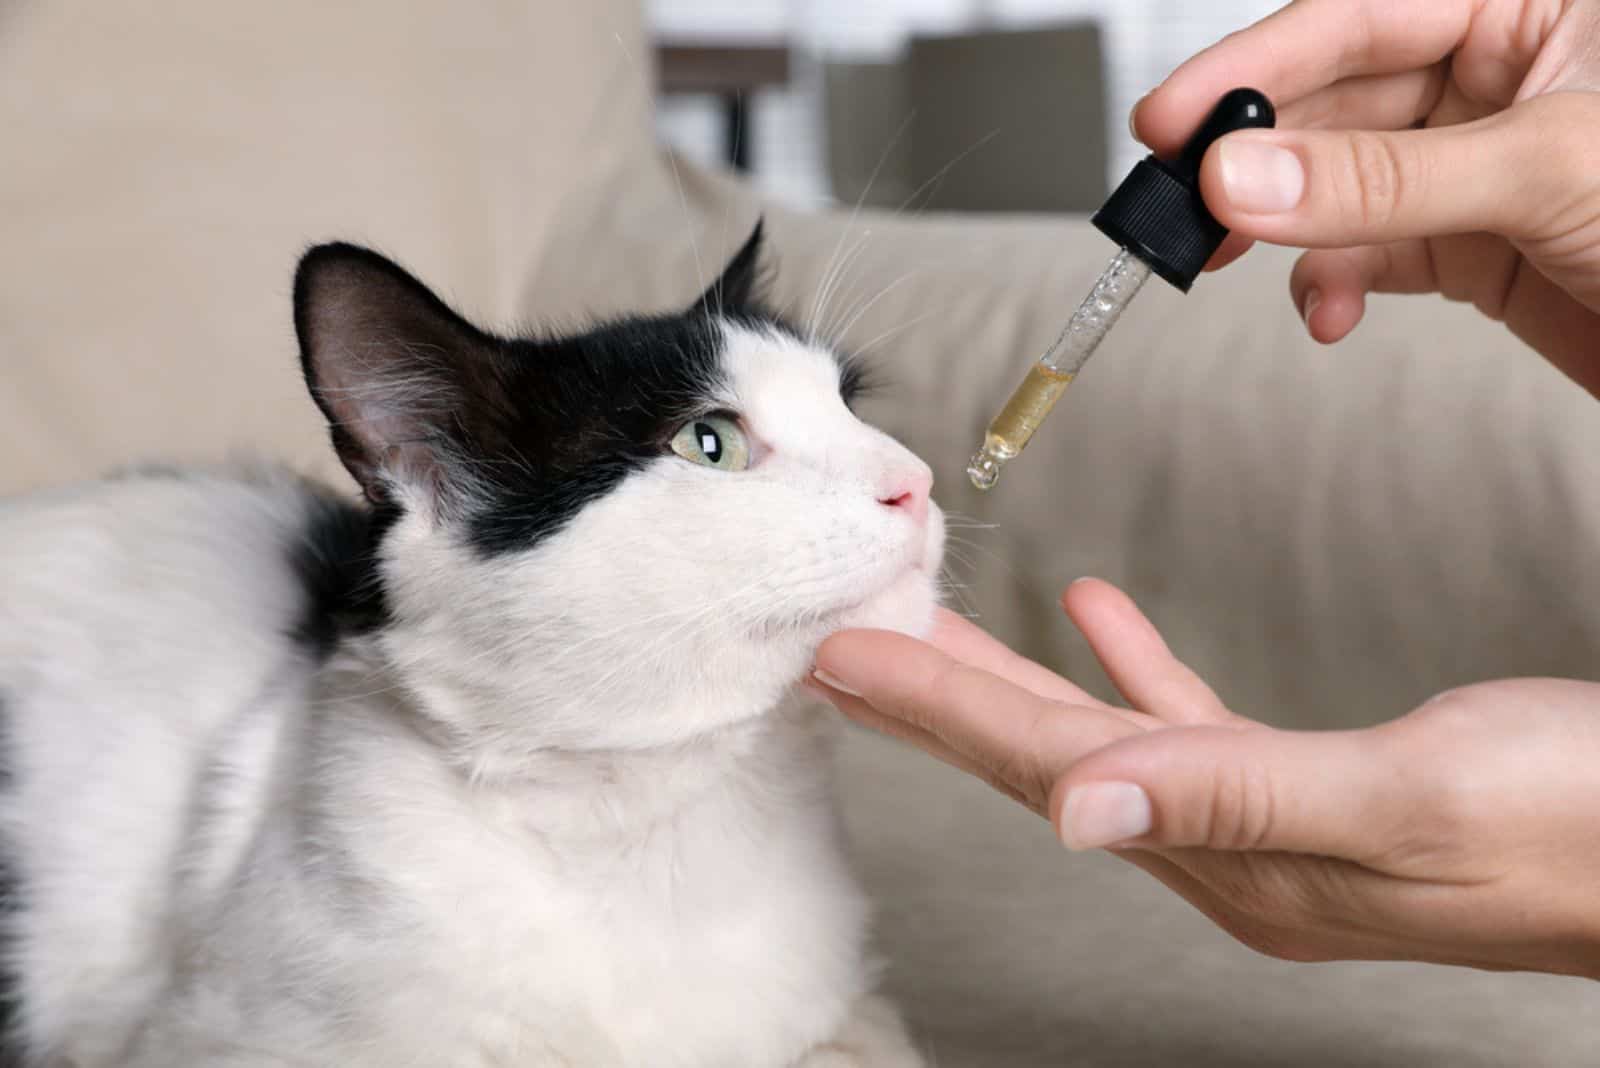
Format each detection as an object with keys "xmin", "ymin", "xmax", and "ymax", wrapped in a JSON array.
[{"xmin": 877, "ymin": 465, "xmax": 932, "ymax": 527}]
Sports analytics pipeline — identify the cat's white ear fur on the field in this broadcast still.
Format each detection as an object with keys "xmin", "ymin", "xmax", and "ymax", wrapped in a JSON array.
[{"xmin": 293, "ymin": 244, "xmax": 490, "ymax": 509}]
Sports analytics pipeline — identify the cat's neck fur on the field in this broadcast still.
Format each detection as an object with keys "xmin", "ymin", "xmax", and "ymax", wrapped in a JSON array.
[{"xmin": 313, "ymin": 635, "xmax": 832, "ymax": 843}]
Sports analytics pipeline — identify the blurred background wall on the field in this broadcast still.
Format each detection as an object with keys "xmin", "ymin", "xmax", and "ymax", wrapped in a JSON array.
[{"xmin": 650, "ymin": 0, "xmax": 1279, "ymax": 210}]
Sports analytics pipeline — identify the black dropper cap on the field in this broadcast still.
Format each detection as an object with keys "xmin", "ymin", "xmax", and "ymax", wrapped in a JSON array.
[{"xmin": 1091, "ymin": 88, "xmax": 1275, "ymax": 293}]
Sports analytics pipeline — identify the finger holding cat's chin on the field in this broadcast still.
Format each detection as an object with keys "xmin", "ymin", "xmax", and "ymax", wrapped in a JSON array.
[
  {"xmin": 813, "ymin": 628, "xmax": 1146, "ymax": 814},
  {"xmin": 803, "ymin": 672, "xmax": 1038, "ymax": 812},
  {"xmin": 927, "ymin": 609, "xmax": 1101, "ymax": 707}
]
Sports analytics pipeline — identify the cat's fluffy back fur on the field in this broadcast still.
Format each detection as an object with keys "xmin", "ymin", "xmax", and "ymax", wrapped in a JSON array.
[
  {"xmin": 0, "ymin": 466, "xmax": 350, "ymax": 1061},
  {"xmin": 0, "ymin": 228, "xmax": 940, "ymax": 1066}
]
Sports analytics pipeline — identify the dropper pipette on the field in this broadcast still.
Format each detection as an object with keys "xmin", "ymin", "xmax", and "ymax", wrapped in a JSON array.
[{"xmin": 968, "ymin": 88, "xmax": 1276, "ymax": 491}]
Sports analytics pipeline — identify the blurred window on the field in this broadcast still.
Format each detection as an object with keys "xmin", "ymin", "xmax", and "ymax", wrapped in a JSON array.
[{"xmin": 650, "ymin": 0, "xmax": 1279, "ymax": 205}]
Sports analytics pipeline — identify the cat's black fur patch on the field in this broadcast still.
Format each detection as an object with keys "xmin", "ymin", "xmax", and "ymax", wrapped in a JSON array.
[
  {"xmin": 835, "ymin": 356, "xmax": 872, "ymax": 409},
  {"xmin": 692, "ymin": 220, "xmax": 770, "ymax": 316},
  {"xmin": 293, "ymin": 220, "xmax": 856, "ymax": 559},
  {"xmin": 287, "ymin": 488, "xmax": 390, "ymax": 656},
  {"xmin": 458, "ymin": 311, "xmax": 728, "ymax": 556}
]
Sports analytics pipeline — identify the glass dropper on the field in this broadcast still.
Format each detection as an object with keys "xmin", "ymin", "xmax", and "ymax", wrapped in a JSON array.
[
  {"xmin": 967, "ymin": 88, "xmax": 1276, "ymax": 491},
  {"xmin": 967, "ymin": 250, "xmax": 1150, "ymax": 489}
]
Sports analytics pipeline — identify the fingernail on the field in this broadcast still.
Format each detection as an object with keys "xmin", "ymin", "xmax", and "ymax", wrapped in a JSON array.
[
  {"xmin": 1127, "ymin": 96, "xmax": 1145, "ymax": 142},
  {"xmin": 1218, "ymin": 138, "xmax": 1305, "ymax": 214},
  {"xmin": 812, "ymin": 669, "xmax": 862, "ymax": 698},
  {"xmin": 1301, "ymin": 287, "xmax": 1322, "ymax": 325},
  {"xmin": 1059, "ymin": 782, "xmax": 1151, "ymax": 851}
]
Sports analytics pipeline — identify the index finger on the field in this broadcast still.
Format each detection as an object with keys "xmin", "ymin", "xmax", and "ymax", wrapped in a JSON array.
[
  {"xmin": 1136, "ymin": 0, "xmax": 1474, "ymax": 156},
  {"xmin": 816, "ymin": 629, "xmax": 1143, "ymax": 809},
  {"xmin": 927, "ymin": 608, "xmax": 1103, "ymax": 707}
]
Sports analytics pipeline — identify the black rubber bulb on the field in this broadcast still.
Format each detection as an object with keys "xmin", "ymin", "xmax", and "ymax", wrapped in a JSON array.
[
  {"xmin": 1173, "ymin": 88, "xmax": 1277, "ymax": 183},
  {"xmin": 1091, "ymin": 86, "xmax": 1278, "ymax": 292}
]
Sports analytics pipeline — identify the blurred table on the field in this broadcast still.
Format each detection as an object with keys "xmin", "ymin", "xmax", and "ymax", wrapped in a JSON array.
[{"xmin": 655, "ymin": 41, "xmax": 791, "ymax": 172}]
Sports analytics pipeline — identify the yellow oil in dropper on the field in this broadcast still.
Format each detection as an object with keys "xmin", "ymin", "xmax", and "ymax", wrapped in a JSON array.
[
  {"xmin": 965, "ymin": 88, "xmax": 1276, "ymax": 491},
  {"xmin": 968, "ymin": 249, "xmax": 1151, "ymax": 489}
]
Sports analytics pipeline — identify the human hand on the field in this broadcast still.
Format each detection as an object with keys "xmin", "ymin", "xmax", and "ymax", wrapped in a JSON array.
[
  {"xmin": 1132, "ymin": 0, "xmax": 1600, "ymax": 394},
  {"xmin": 810, "ymin": 580, "xmax": 1600, "ymax": 979}
]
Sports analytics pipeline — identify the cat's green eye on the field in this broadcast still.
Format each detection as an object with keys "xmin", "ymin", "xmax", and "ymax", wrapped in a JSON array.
[{"xmin": 669, "ymin": 414, "xmax": 750, "ymax": 472}]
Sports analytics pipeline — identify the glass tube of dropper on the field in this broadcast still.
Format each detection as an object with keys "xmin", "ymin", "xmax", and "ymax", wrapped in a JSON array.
[{"xmin": 966, "ymin": 249, "xmax": 1152, "ymax": 490}]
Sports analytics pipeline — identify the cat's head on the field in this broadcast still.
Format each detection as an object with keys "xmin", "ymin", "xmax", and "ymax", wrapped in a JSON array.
[{"xmin": 294, "ymin": 225, "xmax": 943, "ymax": 763}]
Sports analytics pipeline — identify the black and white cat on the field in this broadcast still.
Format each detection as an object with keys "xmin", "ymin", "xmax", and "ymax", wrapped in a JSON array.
[{"xmin": 0, "ymin": 225, "xmax": 942, "ymax": 1067}]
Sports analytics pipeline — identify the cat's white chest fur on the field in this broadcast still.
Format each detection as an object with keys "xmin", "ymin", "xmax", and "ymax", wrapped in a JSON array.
[
  {"xmin": 139, "ymin": 669, "xmax": 873, "ymax": 1068},
  {"xmin": 420, "ymin": 746, "xmax": 871, "ymax": 1068},
  {"xmin": 383, "ymin": 717, "xmax": 872, "ymax": 1068}
]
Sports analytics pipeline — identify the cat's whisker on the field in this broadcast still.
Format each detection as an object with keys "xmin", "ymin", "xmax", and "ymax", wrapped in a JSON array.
[
  {"xmin": 665, "ymin": 149, "xmax": 710, "ymax": 323},
  {"xmin": 825, "ymin": 269, "xmax": 921, "ymax": 352},
  {"xmin": 558, "ymin": 586, "xmax": 804, "ymax": 707},
  {"xmin": 943, "ymin": 534, "xmax": 1026, "ymax": 585},
  {"xmin": 825, "ymin": 126, "xmax": 1004, "ymax": 340},
  {"xmin": 849, "ymin": 312, "xmax": 935, "ymax": 358},
  {"xmin": 809, "ymin": 124, "xmax": 1007, "ymax": 347},
  {"xmin": 941, "ymin": 548, "xmax": 980, "ymax": 576},
  {"xmin": 889, "ymin": 128, "xmax": 1003, "ymax": 220},
  {"xmin": 938, "ymin": 565, "xmax": 979, "ymax": 621},
  {"xmin": 543, "ymin": 552, "xmax": 915, "ymax": 713},
  {"xmin": 805, "ymin": 109, "xmax": 916, "ymax": 343},
  {"xmin": 939, "ymin": 512, "xmax": 1001, "ymax": 531},
  {"xmin": 809, "ymin": 125, "xmax": 1001, "ymax": 353},
  {"xmin": 541, "ymin": 577, "xmax": 780, "ymax": 684},
  {"xmin": 808, "ymin": 231, "xmax": 874, "ymax": 347},
  {"xmin": 941, "ymin": 540, "xmax": 976, "ymax": 562},
  {"xmin": 807, "ymin": 228, "xmax": 862, "ymax": 345},
  {"xmin": 535, "ymin": 572, "xmax": 796, "ymax": 708}
]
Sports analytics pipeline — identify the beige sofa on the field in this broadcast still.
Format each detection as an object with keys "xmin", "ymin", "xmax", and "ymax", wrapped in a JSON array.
[{"xmin": 5, "ymin": 2, "xmax": 1599, "ymax": 1064}]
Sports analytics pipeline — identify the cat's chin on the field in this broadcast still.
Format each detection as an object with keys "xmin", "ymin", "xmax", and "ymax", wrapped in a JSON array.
[
  {"xmin": 832, "ymin": 502, "xmax": 945, "ymax": 640},
  {"xmin": 833, "ymin": 562, "xmax": 940, "ymax": 641}
]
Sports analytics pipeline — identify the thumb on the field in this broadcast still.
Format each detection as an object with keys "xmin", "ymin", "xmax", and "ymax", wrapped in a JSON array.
[
  {"xmin": 1051, "ymin": 724, "xmax": 1410, "ymax": 860},
  {"xmin": 1198, "ymin": 93, "xmax": 1600, "ymax": 249}
]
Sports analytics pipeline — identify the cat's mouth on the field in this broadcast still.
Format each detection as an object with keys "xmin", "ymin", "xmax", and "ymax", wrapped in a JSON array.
[
  {"xmin": 756, "ymin": 508, "xmax": 944, "ymax": 639},
  {"xmin": 827, "ymin": 545, "xmax": 942, "ymax": 635},
  {"xmin": 746, "ymin": 561, "xmax": 927, "ymax": 643}
]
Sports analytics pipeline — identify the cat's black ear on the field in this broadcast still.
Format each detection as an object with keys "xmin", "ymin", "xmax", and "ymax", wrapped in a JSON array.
[
  {"xmin": 689, "ymin": 219, "xmax": 767, "ymax": 315},
  {"xmin": 293, "ymin": 243, "xmax": 495, "ymax": 509}
]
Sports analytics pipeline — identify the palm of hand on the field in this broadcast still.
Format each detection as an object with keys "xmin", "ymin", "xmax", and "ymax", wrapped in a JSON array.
[
  {"xmin": 1129, "ymin": 681, "xmax": 1600, "ymax": 976},
  {"xmin": 817, "ymin": 581, "xmax": 1600, "ymax": 979}
]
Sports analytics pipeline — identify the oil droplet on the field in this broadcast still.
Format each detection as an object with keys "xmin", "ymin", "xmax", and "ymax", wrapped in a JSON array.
[
  {"xmin": 967, "ymin": 368, "xmax": 1075, "ymax": 491},
  {"xmin": 967, "ymin": 442, "xmax": 1004, "ymax": 490}
]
